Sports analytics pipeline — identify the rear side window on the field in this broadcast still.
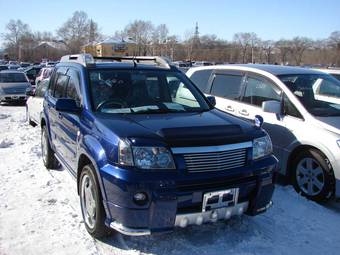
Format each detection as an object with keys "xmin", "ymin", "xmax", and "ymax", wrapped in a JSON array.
[
  {"xmin": 189, "ymin": 69, "xmax": 212, "ymax": 92},
  {"xmin": 54, "ymin": 74, "xmax": 69, "ymax": 98},
  {"xmin": 65, "ymin": 69, "xmax": 81, "ymax": 104},
  {"xmin": 210, "ymin": 74, "xmax": 243, "ymax": 100},
  {"xmin": 242, "ymin": 76, "xmax": 281, "ymax": 107}
]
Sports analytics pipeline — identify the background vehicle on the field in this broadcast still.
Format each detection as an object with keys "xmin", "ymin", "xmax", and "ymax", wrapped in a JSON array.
[
  {"xmin": 26, "ymin": 78, "xmax": 49, "ymax": 126},
  {"xmin": 0, "ymin": 70, "xmax": 32, "ymax": 103},
  {"xmin": 0, "ymin": 65, "xmax": 8, "ymax": 71},
  {"xmin": 313, "ymin": 68, "xmax": 340, "ymax": 81},
  {"xmin": 41, "ymin": 54, "xmax": 276, "ymax": 238},
  {"xmin": 187, "ymin": 64, "xmax": 340, "ymax": 201},
  {"xmin": 35, "ymin": 67, "xmax": 53, "ymax": 86},
  {"xmin": 24, "ymin": 66, "xmax": 42, "ymax": 86}
]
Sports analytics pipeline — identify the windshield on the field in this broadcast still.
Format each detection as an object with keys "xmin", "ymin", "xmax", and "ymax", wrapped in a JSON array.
[
  {"xmin": 88, "ymin": 69, "xmax": 211, "ymax": 114},
  {"xmin": 278, "ymin": 73, "xmax": 340, "ymax": 117},
  {"xmin": 0, "ymin": 72, "xmax": 28, "ymax": 83}
]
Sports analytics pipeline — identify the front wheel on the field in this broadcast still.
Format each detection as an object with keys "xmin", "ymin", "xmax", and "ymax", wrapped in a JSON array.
[
  {"xmin": 79, "ymin": 164, "xmax": 111, "ymax": 238},
  {"xmin": 292, "ymin": 149, "xmax": 335, "ymax": 202},
  {"xmin": 41, "ymin": 126, "xmax": 59, "ymax": 169}
]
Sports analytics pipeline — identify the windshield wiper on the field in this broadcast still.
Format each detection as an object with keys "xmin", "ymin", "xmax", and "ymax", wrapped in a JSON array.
[{"xmin": 132, "ymin": 108, "xmax": 185, "ymax": 114}]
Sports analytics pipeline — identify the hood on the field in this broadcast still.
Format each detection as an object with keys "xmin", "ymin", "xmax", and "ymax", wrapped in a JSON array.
[
  {"xmin": 315, "ymin": 116, "xmax": 340, "ymax": 135},
  {"xmin": 94, "ymin": 109, "xmax": 263, "ymax": 147}
]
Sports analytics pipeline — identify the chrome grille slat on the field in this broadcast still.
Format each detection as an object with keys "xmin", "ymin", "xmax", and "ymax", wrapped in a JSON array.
[
  {"xmin": 182, "ymin": 145, "xmax": 248, "ymax": 173},
  {"xmin": 185, "ymin": 160, "xmax": 246, "ymax": 169},
  {"xmin": 184, "ymin": 153, "xmax": 245, "ymax": 161}
]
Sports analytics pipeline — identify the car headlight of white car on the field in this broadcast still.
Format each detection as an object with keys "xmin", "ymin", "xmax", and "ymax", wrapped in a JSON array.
[
  {"xmin": 118, "ymin": 140, "xmax": 175, "ymax": 169},
  {"xmin": 253, "ymin": 134, "xmax": 273, "ymax": 160},
  {"xmin": 337, "ymin": 140, "xmax": 340, "ymax": 148}
]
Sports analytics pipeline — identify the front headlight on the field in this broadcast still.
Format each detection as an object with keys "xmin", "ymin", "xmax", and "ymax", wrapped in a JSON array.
[
  {"xmin": 253, "ymin": 134, "xmax": 273, "ymax": 160},
  {"xmin": 118, "ymin": 140, "xmax": 175, "ymax": 169},
  {"xmin": 337, "ymin": 140, "xmax": 340, "ymax": 148}
]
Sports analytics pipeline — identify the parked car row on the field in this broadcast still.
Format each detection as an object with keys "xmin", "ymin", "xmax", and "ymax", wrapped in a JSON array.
[{"xmin": 19, "ymin": 54, "xmax": 340, "ymax": 240}]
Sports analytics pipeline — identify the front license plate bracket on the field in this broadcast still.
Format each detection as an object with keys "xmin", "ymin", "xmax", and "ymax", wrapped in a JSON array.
[{"xmin": 202, "ymin": 188, "xmax": 239, "ymax": 212}]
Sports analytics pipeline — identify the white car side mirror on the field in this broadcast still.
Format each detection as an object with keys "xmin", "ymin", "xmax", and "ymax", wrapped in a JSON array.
[{"xmin": 262, "ymin": 100, "xmax": 281, "ymax": 115}]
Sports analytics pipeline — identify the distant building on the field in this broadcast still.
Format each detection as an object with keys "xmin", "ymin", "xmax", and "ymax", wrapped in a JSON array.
[
  {"xmin": 33, "ymin": 40, "xmax": 68, "ymax": 61},
  {"xmin": 82, "ymin": 37, "xmax": 136, "ymax": 57}
]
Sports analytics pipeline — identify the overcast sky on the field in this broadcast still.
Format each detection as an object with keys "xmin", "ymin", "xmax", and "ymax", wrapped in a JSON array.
[{"xmin": 0, "ymin": 0, "xmax": 339, "ymax": 46}]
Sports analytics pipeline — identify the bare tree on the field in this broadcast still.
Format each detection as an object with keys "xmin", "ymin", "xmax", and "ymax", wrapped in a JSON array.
[
  {"xmin": 328, "ymin": 31, "xmax": 340, "ymax": 66},
  {"xmin": 2, "ymin": 19, "xmax": 31, "ymax": 60},
  {"xmin": 57, "ymin": 11, "xmax": 101, "ymax": 53},
  {"xmin": 276, "ymin": 39, "xmax": 291, "ymax": 65},
  {"xmin": 124, "ymin": 20, "xmax": 154, "ymax": 55},
  {"xmin": 261, "ymin": 40, "xmax": 275, "ymax": 64},
  {"xmin": 233, "ymin": 32, "xmax": 259, "ymax": 63},
  {"xmin": 289, "ymin": 37, "xmax": 312, "ymax": 66}
]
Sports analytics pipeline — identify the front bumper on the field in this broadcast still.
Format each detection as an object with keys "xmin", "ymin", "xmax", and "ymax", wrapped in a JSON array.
[
  {"xmin": 0, "ymin": 94, "xmax": 27, "ymax": 102},
  {"xmin": 100, "ymin": 155, "xmax": 277, "ymax": 235}
]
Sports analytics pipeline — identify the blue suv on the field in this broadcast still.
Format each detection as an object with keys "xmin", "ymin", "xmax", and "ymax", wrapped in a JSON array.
[{"xmin": 41, "ymin": 54, "xmax": 277, "ymax": 238}]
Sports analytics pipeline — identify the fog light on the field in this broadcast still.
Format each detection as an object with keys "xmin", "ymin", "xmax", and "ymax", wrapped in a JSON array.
[
  {"xmin": 133, "ymin": 192, "xmax": 148, "ymax": 206},
  {"xmin": 180, "ymin": 217, "xmax": 188, "ymax": 228},
  {"xmin": 225, "ymin": 209, "xmax": 232, "ymax": 219},
  {"xmin": 211, "ymin": 210, "xmax": 218, "ymax": 221},
  {"xmin": 196, "ymin": 216, "xmax": 203, "ymax": 225}
]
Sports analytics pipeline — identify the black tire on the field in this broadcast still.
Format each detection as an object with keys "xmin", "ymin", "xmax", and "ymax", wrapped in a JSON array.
[
  {"xmin": 79, "ymin": 164, "xmax": 111, "ymax": 238},
  {"xmin": 41, "ymin": 125, "xmax": 59, "ymax": 169},
  {"xmin": 292, "ymin": 148, "xmax": 335, "ymax": 202}
]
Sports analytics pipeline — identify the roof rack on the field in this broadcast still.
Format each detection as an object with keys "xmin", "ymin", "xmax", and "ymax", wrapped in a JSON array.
[
  {"xmin": 93, "ymin": 56, "xmax": 171, "ymax": 69},
  {"xmin": 59, "ymin": 53, "xmax": 172, "ymax": 69}
]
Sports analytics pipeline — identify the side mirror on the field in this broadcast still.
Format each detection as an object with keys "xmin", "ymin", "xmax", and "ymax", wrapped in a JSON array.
[
  {"xmin": 262, "ymin": 100, "xmax": 281, "ymax": 115},
  {"xmin": 55, "ymin": 98, "xmax": 81, "ymax": 113},
  {"xmin": 206, "ymin": 95, "xmax": 216, "ymax": 107}
]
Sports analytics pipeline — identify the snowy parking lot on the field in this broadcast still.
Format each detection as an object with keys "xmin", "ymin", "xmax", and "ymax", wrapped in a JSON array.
[{"xmin": 1, "ymin": 104, "xmax": 340, "ymax": 255}]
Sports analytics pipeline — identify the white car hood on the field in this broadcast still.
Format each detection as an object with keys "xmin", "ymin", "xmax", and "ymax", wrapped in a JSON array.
[{"xmin": 315, "ymin": 116, "xmax": 340, "ymax": 135}]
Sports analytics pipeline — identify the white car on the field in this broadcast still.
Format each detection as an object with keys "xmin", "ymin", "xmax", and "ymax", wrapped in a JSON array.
[
  {"xmin": 187, "ymin": 64, "xmax": 340, "ymax": 201},
  {"xmin": 26, "ymin": 79, "xmax": 49, "ymax": 126},
  {"xmin": 313, "ymin": 68, "xmax": 340, "ymax": 81},
  {"xmin": 35, "ymin": 67, "xmax": 53, "ymax": 86}
]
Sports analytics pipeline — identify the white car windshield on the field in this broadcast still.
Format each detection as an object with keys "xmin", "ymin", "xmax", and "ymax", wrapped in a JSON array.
[{"xmin": 279, "ymin": 73, "xmax": 340, "ymax": 117}]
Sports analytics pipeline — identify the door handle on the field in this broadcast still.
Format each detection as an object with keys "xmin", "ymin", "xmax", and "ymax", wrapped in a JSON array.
[
  {"xmin": 239, "ymin": 109, "xmax": 249, "ymax": 116},
  {"xmin": 58, "ymin": 113, "xmax": 63, "ymax": 119},
  {"xmin": 225, "ymin": 105, "xmax": 234, "ymax": 112}
]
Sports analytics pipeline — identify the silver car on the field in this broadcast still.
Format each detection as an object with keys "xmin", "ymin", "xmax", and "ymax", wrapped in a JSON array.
[
  {"xmin": 0, "ymin": 70, "xmax": 32, "ymax": 103},
  {"xmin": 187, "ymin": 64, "xmax": 340, "ymax": 201}
]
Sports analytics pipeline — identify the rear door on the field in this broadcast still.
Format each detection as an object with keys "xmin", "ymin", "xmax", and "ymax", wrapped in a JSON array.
[
  {"xmin": 239, "ymin": 73, "xmax": 288, "ymax": 158},
  {"xmin": 46, "ymin": 67, "xmax": 69, "ymax": 153},
  {"xmin": 207, "ymin": 70, "xmax": 246, "ymax": 116},
  {"xmin": 58, "ymin": 68, "xmax": 82, "ymax": 170}
]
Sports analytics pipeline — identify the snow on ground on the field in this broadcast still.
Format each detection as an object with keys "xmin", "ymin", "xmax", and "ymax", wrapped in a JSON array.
[{"xmin": 0, "ymin": 104, "xmax": 340, "ymax": 255}]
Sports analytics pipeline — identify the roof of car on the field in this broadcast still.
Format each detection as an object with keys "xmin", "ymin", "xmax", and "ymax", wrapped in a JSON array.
[
  {"xmin": 189, "ymin": 64, "xmax": 325, "ymax": 76},
  {"xmin": 57, "ymin": 61, "xmax": 175, "ymax": 71}
]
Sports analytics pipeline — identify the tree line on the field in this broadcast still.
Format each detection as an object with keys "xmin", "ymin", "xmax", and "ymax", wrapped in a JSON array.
[{"xmin": 1, "ymin": 11, "xmax": 339, "ymax": 66}]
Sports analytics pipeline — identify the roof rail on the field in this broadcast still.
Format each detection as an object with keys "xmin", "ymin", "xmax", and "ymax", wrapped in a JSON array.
[
  {"xmin": 60, "ymin": 54, "xmax": 94, "ymax": 66},
  {"xmin": 93, "ymin": 56, "xmax": 171, "ymax": 69},
  {"xmin": 59, "ymin": 54, "xmax": 174, "ymax": 69}
]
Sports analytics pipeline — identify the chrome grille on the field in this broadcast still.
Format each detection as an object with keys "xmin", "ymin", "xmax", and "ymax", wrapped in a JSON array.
[{"xmin": 183, "ymin": 148, "xmax": 247, "ymax": 173}]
